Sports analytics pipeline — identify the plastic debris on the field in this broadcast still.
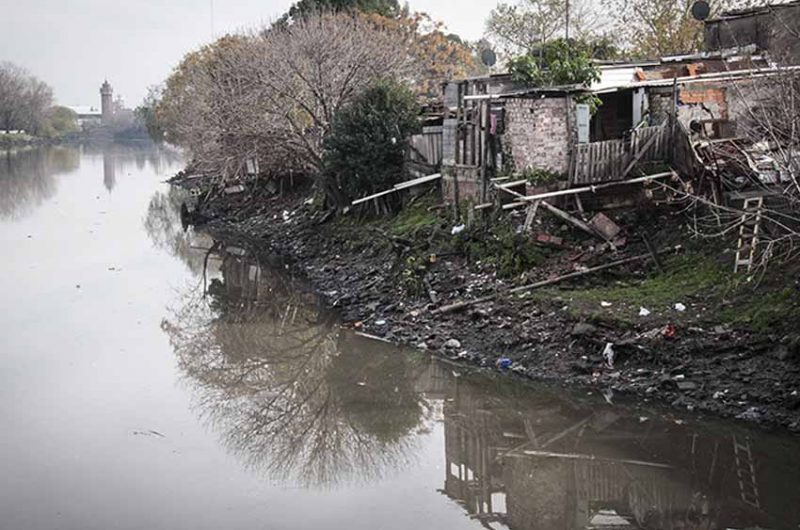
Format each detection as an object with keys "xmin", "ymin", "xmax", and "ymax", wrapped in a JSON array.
[
  {"xmin": 663, "ymin": 324, "xmax": 677, "ymax": 338},
  {"xmin": 451, "ymin": 224, "xmax": 466, "ymax": 235},
  {"xmin": 674, "ymin": 302, "xmax": 687, "ymax": 312},
  {"xmin": 600, "ymin": 301, "xmax": 613, "ymax": 308},
  {"xmin": 639, "ymin": 307, "xmax": 651, "ymax": 317},
  {"xmin": 444, "ymin": 338, "xmax": 461, "ymax": 349},
  {"xmin": 375, "ymin": 320, "xmax": 386, "ymax": 326},
  {"xmin": 602, "ymin": 342, "xmax": 615, "ymax": 368},
  {"xmin": 496, "ymin": 357, "xmax": 513, "ymax": 369}
]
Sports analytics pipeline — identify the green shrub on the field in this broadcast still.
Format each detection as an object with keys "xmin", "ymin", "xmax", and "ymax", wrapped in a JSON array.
[
  {"xmin": 323, "ymin": 79, "xmax": 421, "ymax": 207},
  {"xmin": 509, "ymin": 39, "xmax": 600, "ymax": 88}
]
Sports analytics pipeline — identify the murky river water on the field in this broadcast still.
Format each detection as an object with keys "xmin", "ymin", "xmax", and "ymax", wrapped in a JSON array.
[{"xmin": 2, "ymin": 143, "xmax": 800, "ymax": 530}]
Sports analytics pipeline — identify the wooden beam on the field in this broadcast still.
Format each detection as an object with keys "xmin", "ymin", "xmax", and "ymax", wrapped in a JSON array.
[
  {"xmin": 495, "ymin": 171, "xmax": 675, "ymax": 203},
  {"xmin": 351, "ymin": 173, "xmax": 442, "ymax": 206}
]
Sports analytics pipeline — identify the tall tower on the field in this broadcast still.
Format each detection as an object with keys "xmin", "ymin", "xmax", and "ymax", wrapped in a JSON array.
[{"xmin": 100, "ymin": 80, "xmax": 113, "ymax": 124}]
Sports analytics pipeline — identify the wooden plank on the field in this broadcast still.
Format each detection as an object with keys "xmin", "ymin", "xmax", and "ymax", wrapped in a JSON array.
[{"xmin": 352, "ymin": 173, "xmax": 443, "ymax": 205}]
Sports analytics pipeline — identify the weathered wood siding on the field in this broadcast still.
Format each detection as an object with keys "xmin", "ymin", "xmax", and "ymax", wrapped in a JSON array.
[{"xmin": 571, "ymin": 125, "xmax": 668, "ymax": 184}]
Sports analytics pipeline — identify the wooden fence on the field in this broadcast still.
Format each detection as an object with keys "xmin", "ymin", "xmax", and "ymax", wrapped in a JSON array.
[
  {"xmin": 571, "ymin": 125, "xmax": 669, "ymax": 185},
  {"xmin": 408, "ymin": 126, "xmax": 443, "ymax": 167}
]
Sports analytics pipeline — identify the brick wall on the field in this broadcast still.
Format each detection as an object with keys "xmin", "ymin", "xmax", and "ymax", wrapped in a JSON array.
[
  {"xmin": 648, "ymin": 84, "xmax": 729, "ymax": 127},
  {"xmin": 503, "ymin": 96, "xmax": 574, "ymax": 176}
]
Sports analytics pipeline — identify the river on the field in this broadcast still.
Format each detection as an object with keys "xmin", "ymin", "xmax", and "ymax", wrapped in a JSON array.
[{"xmin": 1, "ymin": 143, "xmax": 799, "ymax": 530}]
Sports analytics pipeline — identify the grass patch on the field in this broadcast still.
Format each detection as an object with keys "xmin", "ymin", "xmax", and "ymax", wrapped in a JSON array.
[
  {"xmin": 388, "ymin": 197, "xmax": 442, "ymax": 238},
  {"xmin": 570, "ymin": 255, "xmax": 728, "ymax": 307}
]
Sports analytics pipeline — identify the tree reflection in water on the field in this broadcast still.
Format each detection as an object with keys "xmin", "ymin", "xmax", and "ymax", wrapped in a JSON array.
[
  {"xmin": 0, "ymin": 146, "xmax": 79, "ymax": 220},
  {"xmin": 161, "ymin": 243, "xmax": 431, "ymax": 488}
]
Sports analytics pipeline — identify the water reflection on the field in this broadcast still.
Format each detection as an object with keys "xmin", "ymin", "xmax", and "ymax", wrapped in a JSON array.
[
  {"xmin": 161, "ymin": 244, "xmax": 435, "ymax": 487},
  {"xmin": 151, "ymin": 196, "xmax": 800, "ymax": 529},
  {"xmin": 143, "ymin": 186, "xmax": 210, "ymax": 275},
  {"xmin": 0, "ymin": 142, "xmax": 183, "ymax": 220},
  {"xmin": 0, "ymin": 146, "xmax": 78, "ymax": 220},
  {"xmin": 440, "ymin": 377, "xmax": 800, "ymax": 529}
]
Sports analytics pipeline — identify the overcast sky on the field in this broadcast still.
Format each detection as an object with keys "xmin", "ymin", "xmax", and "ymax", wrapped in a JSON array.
[{"xmin": 0, "ymin": 0, "xmax": 495, "ymax": 108}]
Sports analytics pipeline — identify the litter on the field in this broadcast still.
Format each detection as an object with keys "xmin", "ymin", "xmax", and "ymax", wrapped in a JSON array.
[
  {"xmin": 496, "ymin": 357, "xmax": 513, "ymax": 369},
  {"xmin": 444, "ymin": 338, "xmax": 462, "ymax": 349},
  {"xmin": 639, "ymin": 307, "xmax": 651, "ymax": 317},
  {"xmin": 601, "ymin": 301, "xmax": 613, "ymax": 308},
  {"xmin": 375, "ymin": 320, "xmax": 387, "ymax": 326},
  {"xmin": 451, "ymin": 224, "xmax": 466, "ymax": 235},
  {"xmin": 663, "ymin": 324, "xmax": 677, "ymax": 338},
  {"xmin": 602, "ymin": 342, "xmax": 615, "ymax": 368},
  {"xmin": 674, "ymin": 302, "xmax": 687, "ymax": 312}
]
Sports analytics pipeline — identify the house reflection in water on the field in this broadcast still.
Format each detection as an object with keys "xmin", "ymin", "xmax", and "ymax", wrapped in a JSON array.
[{"xmin": 440, "ymin": 375, "xmax": 799, "ymax": 530}]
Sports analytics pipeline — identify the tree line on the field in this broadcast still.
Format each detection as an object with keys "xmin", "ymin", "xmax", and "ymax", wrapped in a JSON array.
[
  {"xmin": 0, "ymin": 62, "xmax": 78, "ymax": 137},
  {"xmin": 149, "ymin": 1, "xmax": 478, "ymax": 208}
]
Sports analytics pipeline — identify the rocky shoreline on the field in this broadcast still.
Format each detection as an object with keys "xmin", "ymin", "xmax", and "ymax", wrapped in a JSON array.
[{"xmin": 185, "ymin": 182, "xmax": 800, "ymax": 433}]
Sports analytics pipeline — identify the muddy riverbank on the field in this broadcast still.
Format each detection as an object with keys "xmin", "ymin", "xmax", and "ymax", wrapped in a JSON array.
[{"xmin": 183, "ymin": 179, "xmax": 800, "ymax": 433}]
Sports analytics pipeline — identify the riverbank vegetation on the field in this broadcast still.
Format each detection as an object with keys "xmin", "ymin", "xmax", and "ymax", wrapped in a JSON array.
[{"xmin": 0, "ymin": 62, "xmax": 79, "ymax": 142}]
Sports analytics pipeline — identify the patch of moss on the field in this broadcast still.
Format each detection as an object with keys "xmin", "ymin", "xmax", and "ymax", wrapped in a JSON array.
[
  {"xmin": 454, "ymin": 220, "xmax": 548, "ymax": 278},
  {"xmin": 720, "ymin": 286, "xmax": 800, "ymax": 332},
  {"xmin": 388, "ymin": 197, "xmax": 442, "ymax": 238},
  {"xmin": 568, "ymin": 255, "xmax": 728, "ymax": 307}
]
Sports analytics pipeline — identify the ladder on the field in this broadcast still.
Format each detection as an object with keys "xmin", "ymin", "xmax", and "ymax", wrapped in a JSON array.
[
  {"xmin": 734, "ymin": 196, "xmax": 764, "ymax": 273},
  {"xmin": 732, "ymin": 436, "xmax": 761, "ymax": 509}
]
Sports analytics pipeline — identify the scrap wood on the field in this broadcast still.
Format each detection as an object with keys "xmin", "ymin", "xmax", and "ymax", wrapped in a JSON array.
[
  {"xmin": 497, "ymin": 182, "xmax": 604, "ymax": 240},
  {"xmin": 351, "ymin": 173, "xmax": 442, "ymax": 206},
  {"xmin": 496, "ymin": 171, "xmax": 676, "ymax": 204},
  {"xmin": 432, "ymin": 253, "xmax": 655, "ymax": 315},
  {"xmin": 522, "ymin": 200, "xmax": 542, "ymax": 231}
]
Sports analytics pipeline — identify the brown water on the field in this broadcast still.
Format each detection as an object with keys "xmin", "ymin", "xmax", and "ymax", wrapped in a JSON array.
[{"xmin": 1, "ymin": 143, "xmax": 800, "ymax": 530}]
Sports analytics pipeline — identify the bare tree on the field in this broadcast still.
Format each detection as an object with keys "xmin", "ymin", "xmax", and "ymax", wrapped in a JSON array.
[
  {"xmin": 158, "ymin": 12, "xmax": 416, "ymax": 193},
  {"xmin": 0, "ymin": 62, "xmax": 53, "ymax": 135}
]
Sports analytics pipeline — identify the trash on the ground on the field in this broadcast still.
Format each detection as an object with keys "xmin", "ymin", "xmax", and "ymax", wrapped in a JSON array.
[
  {"xmin": 674, "ymin": 302, "xmax": 687, "ymax": 312},
  {"xmin": 356, "ymin": 382, "xmax": 367, "ymax": 386},
  {"xmin": 602, "ymin": 342, "xmax": 615, "ymax": 368},
  {"xmin": 639, "ymin": 417, "xmax": 649, "ymax": 423},
  {"xmin": 677, "ymin": 381, "xmax": 697, "ymax": 391},
  {"xmin": 282, "ymin": 210, "xmax": 291, "ymax": 222},
  {"xmin": 444, "ymin": 338, "xmax": 461, "ymax": 349},
  {"xmin": 496, "ymin": 357, "xmax": 513, "ymax": 369},
  {"xmin": 601, "ymin": 301, "xmax": 613, "ymax": 308},
  {"xmin": 663, "ymin": 324, "xmax": 677, "ymax": 338},
  {"xmin": 713, "ymin": 391, "xmax": 725, "ymax": 399},
  {"xmin": 639, "ymin": 307, "xmax": 651, "ymax": 317},
  {"xmin": 674, "ymin": 374, "xmax": 686, "ymax": 381},
  {"xmin": 375, "ymin": 320, "xmax": 386, "ymax": 326},
  {"xmin": 602, "ymin": 388, "xmax": 614, "ymax": 404},
  {"xmin": 535, "ymin": 233, "xmax": 564, "ymax": 247},
  {"xmin": 451, "ymin": 224, "xmax": 466, "ymax": 235},
  {"xmin": 224, "ymin": 184, "xmax": 245, "ymax": 195},
  {"xmin": 589, "ymin": 212, "xmax": 622, "ymax": 240},
  {"xmin": 354, "ymin": 331, "xmax": 393, "ymax": 344}
]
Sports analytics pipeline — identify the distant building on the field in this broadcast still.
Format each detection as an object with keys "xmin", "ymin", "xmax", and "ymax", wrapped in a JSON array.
[
  {"xmin": 66, "ymin": 80, "xmax": 135, "ymax": 131},
  {"xmin": 67, "ymin": 105, "xmax": 102, "ymax": 128},
  {"xmin": 100, "ymin": 80, "xmax": 114, "ymax": 124}
]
